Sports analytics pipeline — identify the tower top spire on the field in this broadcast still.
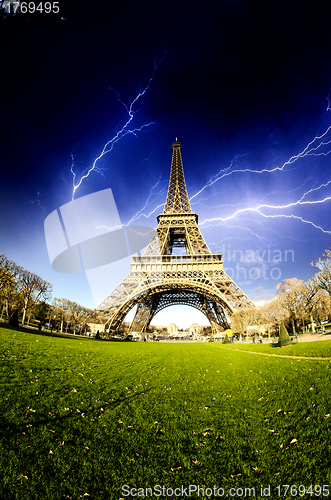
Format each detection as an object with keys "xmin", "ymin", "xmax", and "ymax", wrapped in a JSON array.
[{"xmin": 163, "ymin": 141, "xmax": 191, "ymax": 213}]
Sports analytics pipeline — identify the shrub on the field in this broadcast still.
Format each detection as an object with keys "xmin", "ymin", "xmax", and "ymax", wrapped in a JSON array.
[{"xmin": 277, "ymin": 321, "xmax": 292, "ymax": 347}]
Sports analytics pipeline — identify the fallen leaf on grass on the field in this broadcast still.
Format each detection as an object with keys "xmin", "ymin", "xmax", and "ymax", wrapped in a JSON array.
[
  {"xmin": 290, "ymin": 438, "xmax": 298, "ymax": 444},
  {"xmin": 171, "ymin": 467, "xmax": 182, "ymax": 471},
  {"xmin": 17, "ymin": 474, "xmax": 28, "ymax": 482},
  {"xmin": 201, "ymin": 428, "xmax": 213, "ymax": 436},
  {"xmin": 231, "ymin": 473, "xmax": 241, "ymax": 478}
]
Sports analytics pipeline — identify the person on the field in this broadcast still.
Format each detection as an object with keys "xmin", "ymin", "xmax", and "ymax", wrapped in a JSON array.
[{"xmin": 259, "ymin": 335, "xmax": 262, "ymax": 344}]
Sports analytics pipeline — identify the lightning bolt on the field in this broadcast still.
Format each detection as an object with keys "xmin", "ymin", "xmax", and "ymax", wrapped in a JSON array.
[
  {"xmin": 208, "ymin": 222, "xmax": 274, "ymax": 248},
  {"xmin": 25, "ymin": 190, "xmax": 45, "ymax": 210},
  {"xmin": 298, "ymin": 179, "xmax": 331, "ymax": 202},
  {"xmin": 200, "ymin": 195, "xmax": 331, "ymax": 235},
  {"xmin": 70, "ymin": 55, "xmax": 165, "ymax": 200},
  {"xmin": 126, "ymin": 176, "xmax": 167, "ymax": 226},
  {"xmin": 94, "ymin": 177, "xmax": 166, "ymax": 235},
  {"xmin": 103, "ymin": 94, "xmax": 331, "ymax": 245},
  {"xmin": 192, "ymin": 167, "xmax": 316, "ymax": 211},
  {"xmin": 189, "ymin": 123, "xmax": 331, "ymax": 202},
  {"xmin": 187, "ymin": 110, "xmax": 331, "ymax": 239},
  {"xmin": 326, "ymin": 91, "xmax": 331, "ymax": 112}
]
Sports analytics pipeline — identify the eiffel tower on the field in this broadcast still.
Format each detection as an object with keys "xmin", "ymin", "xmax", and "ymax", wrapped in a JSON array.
[{"xmin": 97, "ymin": 141, "xmax": 254, "ymax": 333}]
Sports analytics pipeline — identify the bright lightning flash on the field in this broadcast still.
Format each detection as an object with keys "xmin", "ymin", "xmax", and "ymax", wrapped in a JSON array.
[
  {"xmin": 70, "ymin": 56, "xmax": 165, "ymax": 200},
  {"xmin": 200, "ymin": 195, "xmax": 331, "ymax": 235},
  {"xmin": 189, "ymin": 107, "xmax": 331, "ymax": 238},
  {"xmin": 128, "ymin": 103, "xmax": 331, "ymax": 242},
  {"xmin": 190, "ymin": 122, "xmax": 331, "ymax": 203}
]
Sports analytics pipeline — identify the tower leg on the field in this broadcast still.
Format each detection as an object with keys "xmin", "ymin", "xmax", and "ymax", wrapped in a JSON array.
[
  {"xmin": 130, "ymin": 295, "xmax": 160, "ymax": 332},
  {"xmin": 202, "ymin": 297, "xmax": 230, "ymax": 333}
]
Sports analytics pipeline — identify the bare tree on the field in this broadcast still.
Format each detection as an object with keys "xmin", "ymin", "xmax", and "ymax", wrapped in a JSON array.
[
  {"xmin": 64, "ymin": 301, "xmax": 93, "ymax": 334},
  {"xmin": 230, "ymin": 307, "xmax": 257, "ymax": 336},
  {"xmin": 312, "ymin": 249, "xmax": 331, "ymax": 297},
  {"xmin": 0, "ymin": 254, "xmax": 20, "ymax": 318},
  {"xmin": 267, "ymin": 297, "xmax": 289, "ymax": 335},
  {"xmin": 276, "ymin": 278, "xmax": 303, "ymax": 334},
  {"xmin": 53, "ymin": 298, "xmax": 72, "ymax": 332},
  {"xmin": 300, "ymin": 276, "xmax": 320, "ymax": 332},
  {"xmin": 16, "ymin": 269, "xmax": 52, "ymax": 326}
]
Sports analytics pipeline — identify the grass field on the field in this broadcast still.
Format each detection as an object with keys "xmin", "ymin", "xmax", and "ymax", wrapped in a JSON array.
[
  {"xmin": 1, "ymin": 327, "xmax": 331, "ymax": 500},
  {"xmin": 220, "ymin": 339, "xmax": 331, "ymax": 358}
]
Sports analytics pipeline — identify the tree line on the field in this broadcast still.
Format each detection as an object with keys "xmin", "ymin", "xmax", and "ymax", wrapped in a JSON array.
[
  {"xmin": 1, "ymin": 249, "xmax": 331, "ymax": 336},
  {"xmin": 0, "ymin": 254, "xmax": 98, "ymax": 333},
  {"xmin": 231, "ymin": 248, "xmax": 331, "ymax": 336}
]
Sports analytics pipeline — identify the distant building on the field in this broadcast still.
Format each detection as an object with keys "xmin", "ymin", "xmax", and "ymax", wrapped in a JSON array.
[
  {"xmin": 168, "ymin": 323, "xmax": 178, "ymax": 335},
  {"xmin": 87, "ymin": 323, "xmax": 105, "ymax": 334},
  {"xmin": 189, "ymin": 323, "xmax": 203, "ymax": 334}
]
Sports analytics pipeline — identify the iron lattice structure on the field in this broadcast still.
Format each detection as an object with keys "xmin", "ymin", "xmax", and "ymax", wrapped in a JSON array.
[{"xmin": 97, "ymin": 141, "xmax": 254, "ymax": 333}]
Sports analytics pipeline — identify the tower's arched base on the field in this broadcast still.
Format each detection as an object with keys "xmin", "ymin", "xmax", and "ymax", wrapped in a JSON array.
[
  {"xmin": 98, "ymin": 254, "xmax": 252, "ymax": 334},
  {"xmin": 129, "ymin": 289, "xmax": 230, "ymax": 333}
]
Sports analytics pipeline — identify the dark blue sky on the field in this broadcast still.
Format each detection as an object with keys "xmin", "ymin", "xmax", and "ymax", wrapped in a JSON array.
[{"xmin": 1, "ymin": 1, "xmax": 331, "ymax": 326}]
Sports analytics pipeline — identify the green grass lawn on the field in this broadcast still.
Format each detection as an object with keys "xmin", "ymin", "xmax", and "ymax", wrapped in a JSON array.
[
  {"xmin": 220, "ymin": 338, "xmax": 331, "ymax": 358},
  {"xmin": 1, "ymin": 327, "xmax": 331, "ymax": 499}
]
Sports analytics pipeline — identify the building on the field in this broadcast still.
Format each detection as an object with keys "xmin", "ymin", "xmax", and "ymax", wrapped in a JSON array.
[{"xmin": 168, "ymin": 323, "xmax": 178, "ymax": 335}]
